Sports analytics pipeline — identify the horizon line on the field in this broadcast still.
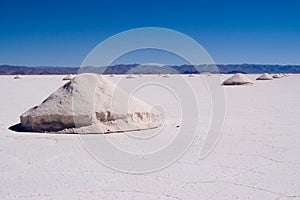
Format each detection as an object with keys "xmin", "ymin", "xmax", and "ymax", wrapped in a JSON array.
[{"xmin": 1, "ymin": 63, "xmax": 300, "ymax": 68}]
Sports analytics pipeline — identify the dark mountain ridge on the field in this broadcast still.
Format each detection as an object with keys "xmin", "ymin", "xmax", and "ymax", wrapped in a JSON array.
[{"xmin": 1, "ymin": 64, "xmax": 300, "ymax": 75}]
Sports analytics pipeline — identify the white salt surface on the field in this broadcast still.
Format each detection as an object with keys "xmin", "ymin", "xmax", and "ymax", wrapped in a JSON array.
[{"xmin": 0, "ymin": 74, "xmax": 300, "ymax": 199}]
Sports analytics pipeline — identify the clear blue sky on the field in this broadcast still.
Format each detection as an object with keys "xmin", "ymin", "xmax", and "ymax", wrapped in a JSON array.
[{"xmin": 0, "ymin": 0, "xmax": 299, "ymax": 66}]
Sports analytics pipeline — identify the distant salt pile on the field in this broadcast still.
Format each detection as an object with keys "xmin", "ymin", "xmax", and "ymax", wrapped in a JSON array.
[
  {"xmin": 126, "ymin": 74, "xmax": 135, "ymax": 79},
  {"xmin": 201, "ymin": 72, "xmax": 212, "ymax": 76},
  {"xmin": 162, "ymin": 74, "xmax": 170, "ymax": 78},
  {"xmin": 188, "ymin": 74, "xmax": 195, "ymax": 77},
  {"xmin": 256, "ymin": 73, "xmax": 273, "ymax": 80},
  {"xmin": 13, "ymin": 74, "xmax": 23, "ymax": 79},
  {"xmin": 222, "ymin": 73, "xmax": 253, "ymax": 86},
  {"xmin": 109, "ymin": 74, "xmax": 115, "ymax": 77},
  {"xmin": 63, "ymin": 74, "xmax": 75, "ymax": 80},
  {"xmin": 19, "ymin": 73, "xmax": 161, "ymax": 133},
  {"xmin": 273, "ymin": 74, "xmax": 282, "ymax": 78}
]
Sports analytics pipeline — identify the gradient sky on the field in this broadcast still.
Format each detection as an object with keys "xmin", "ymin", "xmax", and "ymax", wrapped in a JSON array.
[{"xmin": 0, "ymin": 0, "xmax": 299, "ymax": 66}]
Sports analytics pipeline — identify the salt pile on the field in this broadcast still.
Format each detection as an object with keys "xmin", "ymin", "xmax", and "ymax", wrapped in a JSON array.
[
  {"xmin": 273, "ymin": 74, "xmax": 282, "ymax": 78},
  {"xmin": 188, "ymin": 74, "xmax": 195, "ymax": 77},
  {"xmin": 62, "ymin": 74, "xmax": 75, "ymax": 80},
  {"xmin": 126, "ymin": 74, "xmax": 135, "ymax": 79},
  {"xmin": 13, "ymin": 74, "xmax": 23, "ymax": 79},
  {"xmin": 223, "ymin": 73, "xmax": 253, "ymax": 85},
  {"xmin": 19, "ymin": 73, "xmax": 161, "ymax": 133},
  {"xmin": 162, "ymin": 74, "xmax": 170, "ymax": 78},
  {"xmin": 256, "ymin": 73, "xmax": 273, "ymax": 80},
  {"xmin": 200, "ymin": 72, "xmax": 211, "ymax": 75}
]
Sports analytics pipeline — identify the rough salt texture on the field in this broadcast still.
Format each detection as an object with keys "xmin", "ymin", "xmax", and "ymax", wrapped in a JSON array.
[
  {"xmin": 20, "ymin": 73, "xmax": 161, "ymax": 133},
  {"xmin": 1, "ymin": 74, "xmax": 300, "ymax": 200},
  {"xmin": 223, "ymin": 73, "xmax": 253, "ymax": 85}
]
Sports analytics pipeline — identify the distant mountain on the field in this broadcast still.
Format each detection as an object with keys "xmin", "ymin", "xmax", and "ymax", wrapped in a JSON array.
[
  {"xmin": 216, "ymin": 64, "xmax": 300, "ymax": 74},
  {"xmin": 0, "ymin": 64, "xmax": 300, "ymax": 75},
  {"xmin": 0, "ymin": 65, "xmax": 78, "ymax": 75}
]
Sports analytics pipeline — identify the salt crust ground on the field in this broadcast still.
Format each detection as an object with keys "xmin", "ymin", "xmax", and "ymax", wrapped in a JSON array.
[{"xmin": 0, "ymin": 74, "xmax": 299, "ymax": 200}]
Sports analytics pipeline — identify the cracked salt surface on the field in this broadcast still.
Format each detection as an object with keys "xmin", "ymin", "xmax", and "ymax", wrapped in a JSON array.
[{"xmin": 0, "ymin": 74, "xmax": 299, "ymax": 200}]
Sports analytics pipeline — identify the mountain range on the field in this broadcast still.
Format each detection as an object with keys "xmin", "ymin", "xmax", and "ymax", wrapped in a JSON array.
[{"xmin": 1, "ymin": 64, "xmax": 300, "ymax": 75}]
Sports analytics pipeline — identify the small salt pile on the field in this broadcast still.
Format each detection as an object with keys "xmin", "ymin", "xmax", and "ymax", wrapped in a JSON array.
[
  {"xmin": 256, "ymin": 73, "xmax": 273, "ymax": 80},
  {"xmin": 13, "ymin": 74, "xmax": 23, "ymax": 79},
  {"xmin": 223, "ymin": 73, "xmax": 253, "ymax": 86},
  {"xmin": 63, "ymin": 74, "xmax": 75, "ymax": 80}
]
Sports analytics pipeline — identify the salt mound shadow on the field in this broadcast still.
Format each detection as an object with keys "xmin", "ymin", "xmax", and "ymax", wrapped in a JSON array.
[{"xmin": 11, "ymin": 73, "xmax": 161, "ymax": 134}]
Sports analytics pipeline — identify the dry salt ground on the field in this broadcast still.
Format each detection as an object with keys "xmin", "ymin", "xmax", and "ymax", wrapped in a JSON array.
[{"xmin": 0, "ymin": 74, "xmax": 300, "ymax": 200}]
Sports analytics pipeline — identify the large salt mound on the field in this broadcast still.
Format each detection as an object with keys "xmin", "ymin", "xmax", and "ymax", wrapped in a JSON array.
[
  {"xmin": 256, "ymin": 73, "xmax": 273, "ymax": 80},
  {"xmin": 222, "ymin": 73, "xmax": 253, "ymax": 85},
  {"xmin": 20, "ymin": 73, "xmax": 161, "ymax": 133}
]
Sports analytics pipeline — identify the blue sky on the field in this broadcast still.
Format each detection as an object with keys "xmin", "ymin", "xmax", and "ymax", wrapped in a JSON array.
[{"xmin": 0, "ymin": 0, "xmax": 299, "ymax": 66}]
